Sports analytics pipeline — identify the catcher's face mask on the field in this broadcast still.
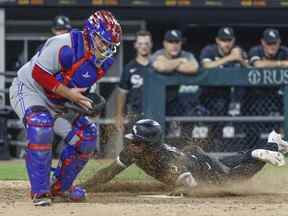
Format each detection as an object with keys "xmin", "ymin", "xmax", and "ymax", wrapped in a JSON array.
[{"xmin": 92, "ymin": 34, "xmax": 117, "ymax": 59}]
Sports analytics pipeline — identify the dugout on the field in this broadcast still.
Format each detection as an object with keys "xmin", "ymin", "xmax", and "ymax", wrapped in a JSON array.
[{"xmin": 1, "ymin": 1, "xmax": 288, "ymax": 158}]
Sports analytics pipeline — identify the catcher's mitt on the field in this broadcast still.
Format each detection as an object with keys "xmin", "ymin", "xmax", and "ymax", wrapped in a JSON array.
[{"xmin": 64, "ymin": 93, "xmax": 106, "ymax": 117}]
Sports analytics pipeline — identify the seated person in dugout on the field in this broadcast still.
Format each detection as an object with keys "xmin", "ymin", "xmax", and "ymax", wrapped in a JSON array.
[
  {"xmin": 150, "ymin": 30, "xmax": 199, "ymax": 137},
  {"xmin": 83, "ymin": 119, "xmax": 287, "ymax": 194},
  {"xmin": 200, "ymin": 26, "xmax": 248, "ymax": 116},
  {"xmin": 247, "ymin": 28, "xmax": 288, "ymax": 116},
  {"xmin": 151, "ymin": 30, "xmax": 199, "ymax": 115}
]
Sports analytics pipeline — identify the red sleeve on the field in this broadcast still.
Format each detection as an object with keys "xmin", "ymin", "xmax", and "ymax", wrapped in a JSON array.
[{"xmin": 32, "ymin": 64, "xmax": 61, "ymax": 91}]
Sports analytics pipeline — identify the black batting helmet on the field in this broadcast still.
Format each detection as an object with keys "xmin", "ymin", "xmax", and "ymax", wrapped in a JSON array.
[
  {"xmin": 52, "ymin": 15, "xmax": 72, "ymax": 31},
  {"xmin": 125, "ymin": 119, "xmax": 162, "ymax": 144}
]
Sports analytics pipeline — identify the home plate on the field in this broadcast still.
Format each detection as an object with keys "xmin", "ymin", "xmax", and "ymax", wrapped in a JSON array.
[{"xmin": 138, "ymin": 195, "xmax": 183, "ymax": 199}]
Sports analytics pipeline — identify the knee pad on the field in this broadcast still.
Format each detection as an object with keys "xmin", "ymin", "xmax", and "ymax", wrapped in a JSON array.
[
  {"xmin": 24, "ymin": 106, "xmax": 54, "ymax": 145},
  {"xmin": 52, "ymin": 117, "xmax": 97, "ymax": 193},
  {"xmin": 65, "ymin": 115, "xmax": 97, "ymax": 156},
  {"xmin": 77, "ymin": 123, "xmax": 97, "ymax": 154},
  {"xmin": 24, "ymin": 106, "xmax": 54, "ymax": 194}
]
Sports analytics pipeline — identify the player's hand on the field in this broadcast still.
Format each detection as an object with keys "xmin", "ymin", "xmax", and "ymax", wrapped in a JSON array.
[
  {"xmin": 176, "ymin": 58, "xmax": 189, "ymax": 70},
  {"xmin": 178, "ymin": 58, "xmax": 188, "ymax": 65},
  {"xmin": 69, "ymin": 88, "xmax": 93, "ymax": 110},
  {"xmin": 229, "ymin": 48, "xmax": 243, "ymax": 62}
]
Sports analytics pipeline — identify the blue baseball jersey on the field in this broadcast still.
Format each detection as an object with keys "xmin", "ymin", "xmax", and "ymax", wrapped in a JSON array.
[{"xmin": 16, "ymin": 30, "xmax": 113, "ymax": 105}]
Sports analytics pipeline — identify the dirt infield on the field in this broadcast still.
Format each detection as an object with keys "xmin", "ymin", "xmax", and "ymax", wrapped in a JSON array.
[{"xmin": 1, "ymin": 178, "xmax": 288, "ymax": 216}]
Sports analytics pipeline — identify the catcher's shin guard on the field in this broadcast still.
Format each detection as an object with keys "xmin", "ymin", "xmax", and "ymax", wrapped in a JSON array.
[
  {"xmin": 24, "ymin": 106, "xmax": 54, "ymax": 196},
  {"xmin": 51, "ymin": 116, "xmax": 97, "ymax": 194}
]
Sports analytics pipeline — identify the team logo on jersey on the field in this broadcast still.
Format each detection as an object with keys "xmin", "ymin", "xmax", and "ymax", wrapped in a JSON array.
[
  {"xmin": 131, "ymin": 74, "xmax": 143, "ymax": 88},
  {"xmin": 82, "ymin": 71, "xmax": 91, "ymax": 79},
  {"xmin": 129, "ymin": 68, "xmax": 137, "ymax": 73}
]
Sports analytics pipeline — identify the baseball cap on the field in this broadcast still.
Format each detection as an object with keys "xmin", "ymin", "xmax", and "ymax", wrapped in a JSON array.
[
  {"xmin": 262, "ymin": 28, "xmax": 281, "ymax": 43},
  {"xmin": 217, "ymin": 27, "xmax": 235, "ymax": 41},
  {"xmin": 164, "ymin": 30, "xmax": 183, "ymax": 42}
]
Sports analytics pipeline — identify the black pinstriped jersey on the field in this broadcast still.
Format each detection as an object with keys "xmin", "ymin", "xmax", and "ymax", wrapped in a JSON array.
[
  {"xmin": 119, "ymin": 144, "xmax": 189, "ymax": 185},
  {"xmin": 118, "ymin": 59, "xmax": 150, "ymax": 114},
  {"xmin": 118, "ymin": 144, "xmax": 230, "ymax": 186}
]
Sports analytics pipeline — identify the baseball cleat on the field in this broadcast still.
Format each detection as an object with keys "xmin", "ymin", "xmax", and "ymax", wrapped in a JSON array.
[
  {"xmin": 32, "ymin": 193, "xmax": 52, "ymax": 206},
  {"xmin": 251, "ymin": 149, "xmax": 286, "ymax": 167},
  {"xmin": 51, "ymin": 184, "xmax": 86, "ymax": 202}
]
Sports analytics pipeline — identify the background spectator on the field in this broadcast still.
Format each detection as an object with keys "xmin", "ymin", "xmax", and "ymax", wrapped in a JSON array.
[
  {"xmin": 151, "ymin": 29, "xmax": 198, "ymax": 75},
  {"xmin": 115, "ymin": 30, "xmax": 153, "ymax": 130},
  {"xmin": 247, "ymin": 28, "xmax": 288, "ymax": 116},
  {"xmin": 51, "ymin": 15, "xmax": 72, "ymax": 35},
  {"xmin": 249, "ymin": 28, "xmax": 288, "ymax": 68},
  {"xmin": 13, "ymin": 15, "xmax": 72, "ymax": 71},
  {"xmin": 151, "ymin": 29, "xmax": 199, "ymax": 138},
  {"xmin": 199, "ymin": 27, "xmax": 248, "ymax": 151},
  {"xmin": 200, "ymin": 27, "xmax": 248, "ymax": 116}
]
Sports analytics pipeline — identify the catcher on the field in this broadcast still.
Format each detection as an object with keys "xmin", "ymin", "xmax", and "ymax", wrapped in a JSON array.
[
  {"xmin": 83, "ymin": 119, "xmax": 286, "ymax": 194},
  {"xmin": 9, "ymin": 10, "xmax": 121, "ymax": 206}
]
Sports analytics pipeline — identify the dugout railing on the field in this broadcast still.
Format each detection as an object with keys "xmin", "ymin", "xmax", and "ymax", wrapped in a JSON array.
[{"xmin": 143, "ymin": 68, "xmax": 288, "ymax": 152}]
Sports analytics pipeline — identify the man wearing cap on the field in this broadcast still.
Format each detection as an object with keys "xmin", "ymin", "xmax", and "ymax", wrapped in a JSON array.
[
  {"xmin": 151, "ymin": 29, "xmax": 199, "ymax": 74},
  {"xmin": 115, "ymin": 30, "xmax": 153, "ymax": 130},
  {"xmin": 201, "ymin": 27, "xmax": 247, "ymax": 68},
  {"xmin": 200, "ymin": 27, "xmax": 248, "ymax": 116},
  {"xmin": 247, "ymin": 28, "xmax": 288, "ymax": 117},
  {"xmin": 199, "ymin": 27, "xmax": 248, "ymax": 150},
  {"xmin": 51, "ymin": 15, "xmax": 72, "ymax": 36},
  {"xmin": 249, "ymin": 28, "xmax": 288, "ymax": 68},
  {"xmin": 151, "ymin": 30, "xmax": 199, "ymax": 137}
]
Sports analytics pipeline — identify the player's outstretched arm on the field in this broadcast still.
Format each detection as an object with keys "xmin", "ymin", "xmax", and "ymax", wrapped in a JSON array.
[{"xmin": 82, "ymin": 161, "xmax": 127, "ymax": 189}]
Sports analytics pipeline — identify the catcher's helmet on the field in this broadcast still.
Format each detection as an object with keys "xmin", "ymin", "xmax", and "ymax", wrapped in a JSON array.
[
  {"xmin": 125, "ymin": 119, "xmax": 162, "ymax": 144},
  {"xmin": 52, "ymin": 15, "xmax": 72, "ymax": 31},
  {"xmin": 83, "ymin": 10, "xmax": 122, "ymax": 58}
]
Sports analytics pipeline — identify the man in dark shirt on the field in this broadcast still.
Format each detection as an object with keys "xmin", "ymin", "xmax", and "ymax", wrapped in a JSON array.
[
  {"xmin": 249, "ymin": 28, "xmax": 288, "ymax": 68},
  {"xmin": 151, "ymin": 29, "xmax": 199, "ymax": 117},
  {"xmin": 248, "ymin": 28, "xmax": 288, "ymax": 116},
  {"xmin": 201, "ymin": 27, "xmax": 247, "ymax": 69},
  {"xmin": 199, "ymin": 27, "xmax": 248, "ymax": 151},
  {"xmin": 151, "ymin": 30, "xmax": 199, "ymax": 75},
  {"xmin": 83, "ymin": 119, "xmax": 285, "ymax": 195},
  {"xmin": 200, "ymin": 27, "xmax": 248, "ymax": 116},
  {"xmin": 150, "ymin": 30, "xmax": 199, "ymax": 137},
  {"xmin": 115, "ymin": 30, "xmax": 153, "ymax": 130}
]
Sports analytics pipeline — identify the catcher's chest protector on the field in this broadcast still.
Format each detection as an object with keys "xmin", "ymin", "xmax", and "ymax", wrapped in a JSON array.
[{"xmin": 48, "ymin": 31, "xmax": 113, "ymax": 102}]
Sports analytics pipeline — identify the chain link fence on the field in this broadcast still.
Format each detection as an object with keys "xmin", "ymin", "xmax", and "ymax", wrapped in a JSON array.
[{"xmin": 165, "ymin": 85, "xmax": 283, "ymax": 152}]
